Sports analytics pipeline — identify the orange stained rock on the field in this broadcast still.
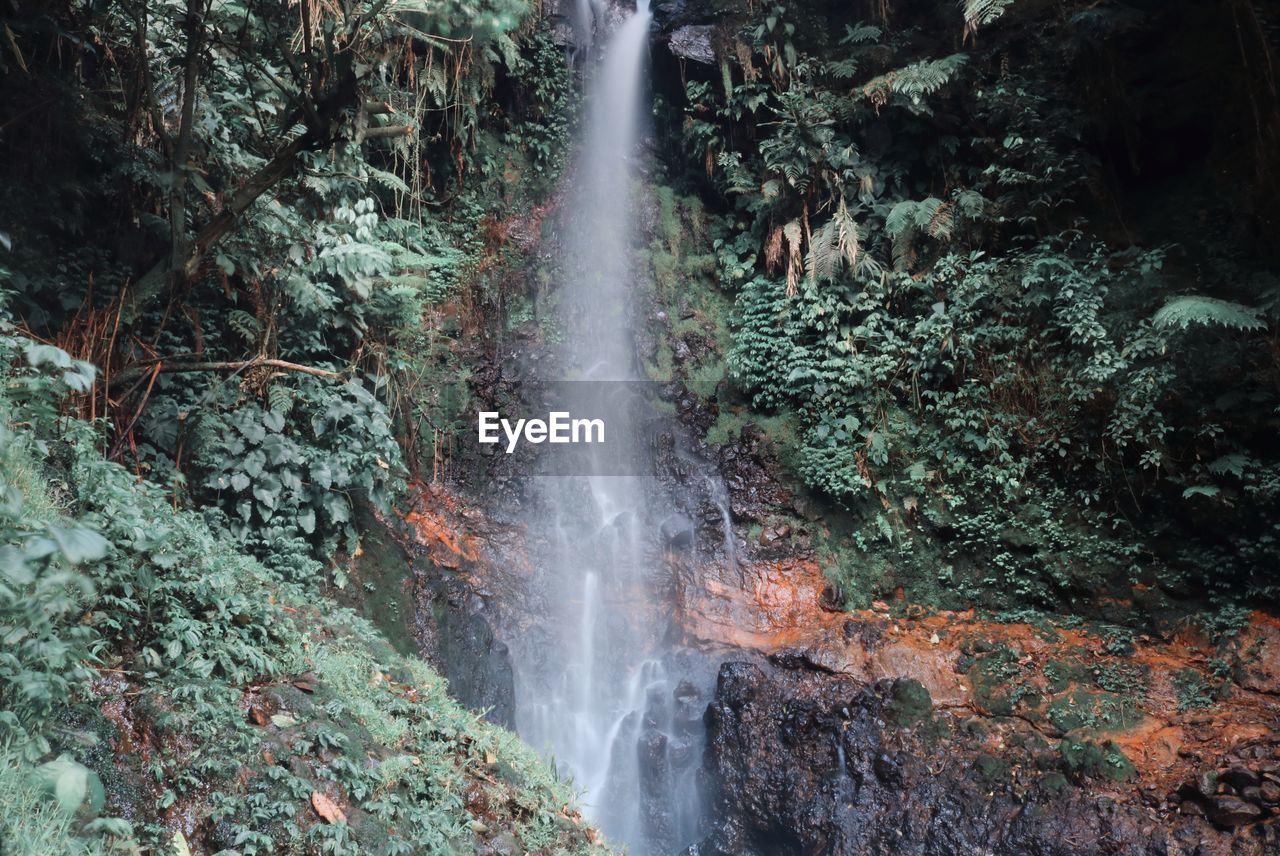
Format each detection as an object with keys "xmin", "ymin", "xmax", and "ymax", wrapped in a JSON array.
[
  {"xmin": 400, "ymin": 480, "xmax": 1280, "ymax": 799},
  {"xmin": 401, "ymin": 483, "xmax": 479, "ymax": 567}
]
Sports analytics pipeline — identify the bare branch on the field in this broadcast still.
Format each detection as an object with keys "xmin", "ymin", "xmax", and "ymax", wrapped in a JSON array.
[{"xmin": 113, "ymin": 357, "xmax": 343, "ymax": 386}]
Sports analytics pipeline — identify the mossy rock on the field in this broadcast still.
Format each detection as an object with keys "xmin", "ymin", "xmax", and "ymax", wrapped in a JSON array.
[
  {"xmin": 975, "ymin": 752, "xmax": 1009, "ymax": 783},
  {"xmin": 1058, "ymin": 739, "xmax": 1136, "ymax": 783},
  {"xmin": 885, "ymin": 678, "xmax": 932, "ymax": 726},
  {"xmin": 1037, "ymin": 771, "xmax": 1070, "ymax": 794}
]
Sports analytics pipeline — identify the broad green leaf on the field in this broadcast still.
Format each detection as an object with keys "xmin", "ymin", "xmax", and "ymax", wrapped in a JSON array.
[{"xmin": 47, "ymin": 526, "xmax": 110, "ymax": 564}]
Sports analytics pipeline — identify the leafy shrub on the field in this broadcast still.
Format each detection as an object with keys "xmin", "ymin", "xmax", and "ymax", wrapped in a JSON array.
[
  {"xmin": 176, "ymin": 377, "xmax": 405, "ymax": 563},
  {"xmin": 0, "ymin": 331, "xmax": 105, "ymax": 758}
]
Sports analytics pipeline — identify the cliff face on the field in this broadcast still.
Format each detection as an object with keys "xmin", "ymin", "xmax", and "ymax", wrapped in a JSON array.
[
  {"xmin": 382, "ymin": 10, "xmax": 1280, "ymax": 846},
  {"xmin": 698, "ymin": 658, "xmax": 1280, "ymax": 856}
]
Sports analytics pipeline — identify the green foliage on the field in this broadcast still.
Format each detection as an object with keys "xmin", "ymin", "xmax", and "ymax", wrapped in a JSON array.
[
  {"xmin": 1173, "ymin": 668, "xmax": 1221, "ymax": 711},
  {"xmin": 0, "ymin": 745, "xmax": 126, "ymax": 856},
  {"xmin": 0, "ymin": 333, "xmax": 104, "ymax": 759},
  {"xmin": 0, "ymin": 311, "xmax": 598, "ymax": 853},
  {"xmin": 884, "ymin": 678, "xmax": 933, "ymax": 726},
  {"xmin": 1152, "ymin": 295, "xmax": 1266, "ymax": 332},
  {"xmin": 961, "ymin": 0, "xmax": 1019, "ymax": 36},
  {"xmin": 504, "ymin": 25, "xmax": 578, "ymax": 184},
  {"xmin": 179, "ymin": 378, "xmax": 404, "ymax": 564},
  {"xmin": 1058, "ymin": 738, "xmax": 1135, "ymax": 783},
  {"xmin": 683, "ymin": 0, "xmax": 1280, "ymax": 611}
]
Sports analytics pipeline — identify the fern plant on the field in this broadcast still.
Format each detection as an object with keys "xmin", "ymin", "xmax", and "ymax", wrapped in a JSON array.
[
  {"xmin": 1152, "ymin": 295, "xmax": 1266, "ymax": 332},
  {"xmin": 962, "ymin": 0, "xmax": 1019, "ymax": 37}
]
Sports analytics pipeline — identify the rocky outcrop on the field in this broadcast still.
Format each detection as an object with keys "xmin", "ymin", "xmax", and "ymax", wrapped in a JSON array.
[
  {"xmin": 695, "ymin": 657, "xmax": 1278, "ymax": 856},
  {"xmin": 668, "ymin": 25, "xmax": 716, "ymax": 63}
]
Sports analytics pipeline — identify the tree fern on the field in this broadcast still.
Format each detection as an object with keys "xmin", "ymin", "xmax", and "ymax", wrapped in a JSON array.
[
  {"xmin": 783, "ymin": 219, "xmax": 804, "ymax": 295},
  {"xmin": 1153, "ymin": 296, "xmax": 1266, "ymax": 332}
]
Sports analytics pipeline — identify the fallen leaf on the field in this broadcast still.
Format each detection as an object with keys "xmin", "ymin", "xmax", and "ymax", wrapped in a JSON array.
[
  {"xmin": 270, "ymin": 713, "xmax": 298, "ymax": 728},
  {"xmin": 311, "ymin": 791, "xmax": 346, "ymax": 824},
  {"xmin": 248, "ymin": 706, "xmax": 269, "ymax": 726}
]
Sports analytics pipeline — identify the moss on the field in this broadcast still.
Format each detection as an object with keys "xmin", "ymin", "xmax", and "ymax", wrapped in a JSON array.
[
  {"xmin": 644, "ymin": 340, "xmax": 675, "ymax": 382},
  {"xmin": 329, "ymin": 505, "xmax": 417, "ymax": 657},
  {"xmin": 1046, "ymin": 688, "xmax": 1143, "ymax": 734},
  {"xmin": 975, "ymin": 752, "xmax": 1009, "ymax": 783},
  {"xmin": 688, "ymin": 353, "xmax": 727, "ymax": 390},
  {"xmin": 705, "ymin": 410, "xmax": 750, "ymax": 446},
  {"xmin": 1057, "ymin": 739, "xmax": 1136, "ymax": 783},
  {"xmin": 1038, "ymin": 771, "xmax": 1070, "ymax": 794},
  {"xmin": 885, "ymin": 678, "xmax": 932, "ymax": 726},
  {"xmin": 968, "ymin": 648, "xmax": 1031, "ymax": 716}
]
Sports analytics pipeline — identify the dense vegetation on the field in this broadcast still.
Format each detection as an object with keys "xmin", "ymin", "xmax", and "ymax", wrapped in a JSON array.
[
  {"xmin": 667, "ymin": 0, "xmax": 1280, "ymax": 616},
  {"xmin": 0, "ymin": 0, "xmax": 589, "ymax": 851}
]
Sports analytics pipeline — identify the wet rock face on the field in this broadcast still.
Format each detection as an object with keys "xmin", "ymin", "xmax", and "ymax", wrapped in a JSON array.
[
  {"xmin": 401, "ymin": 489, "xmax": 519, "ymax": 729},
  {"xmin": 1175, "ymin": 760, "xmax": 1280, "ymax": 828},
  {"xmin": 695, "ymin": 658, "xmax": 1277, "ymax": 856},
  {"xmin": 413, "ymin": 573, "xmax": 516, "ymax": 729}
]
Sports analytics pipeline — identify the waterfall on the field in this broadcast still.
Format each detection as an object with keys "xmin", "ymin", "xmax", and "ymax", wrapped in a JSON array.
[{"xmin": 507, "ymin": 1, "xmax": 706, "ymax": 852}]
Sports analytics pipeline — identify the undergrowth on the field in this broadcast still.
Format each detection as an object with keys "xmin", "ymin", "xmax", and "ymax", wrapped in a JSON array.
[{"xmin": 0, "ymin": 312, "xmax": 602, "ymax": 854}]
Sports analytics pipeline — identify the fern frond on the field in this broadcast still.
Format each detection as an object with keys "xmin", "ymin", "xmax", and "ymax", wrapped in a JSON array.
[
  {"xmin": 1153, "ymin": 296, "xmax": 1266, "ymax": 332},
  {"xmin": 806, "ymin": 200, "xmax": 861, "ymax": 284},
  {"xmin": 885, "ymin": 200, "xmax": 917, "ymax": 240},
  {"xmin": 227, "ymin": 309, "xmax": 261, "ymax": 345},
  {"xmin": 268, "ymin": 385, "xmax": 294, "ymax": 415},
  {"xmin": 953, "ymin": 189, "xmax": 986, "ymax": 219},
  {"xmin": 891, "ymin": 55, "xmax": 968, "ymax": 97},
  {"xmin": 366, "ymin": 167, "xmax": 410, "ymax": 194},
  {"xmin": 717, "ymin": 152, "xmax": 755, "ymax": 194},
  {"xmin": 302, "ymin": 175, "xmax": 332, "ymax": 197},
  {"xmin": 826, "ymin": 58, "xmax": 860, "ymax": 79},
  {"xmin": 924, "ymin": 201, "xmax": 954, "ymax": 241},
  {"xmin": 841, "ymin": 24, "xmax": 883, "ymax": 44},
  {"xmin": 863, "ymin": 55, "xmax": 968, "ymax": 106},
  {"xmin": 962, "ymin": 0, "xmax": 1017, "ymax": 37}
]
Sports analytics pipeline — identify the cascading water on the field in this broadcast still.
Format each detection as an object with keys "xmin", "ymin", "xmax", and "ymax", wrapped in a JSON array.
[{"xmin": 507, "ymin": 1, "xmax": 708, "ymax": 852}]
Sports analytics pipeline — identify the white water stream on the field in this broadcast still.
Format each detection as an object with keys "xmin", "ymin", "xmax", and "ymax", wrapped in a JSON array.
[{"xmin": 508, "ymin": 1, "xmax": 707, "ymax": 852}]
